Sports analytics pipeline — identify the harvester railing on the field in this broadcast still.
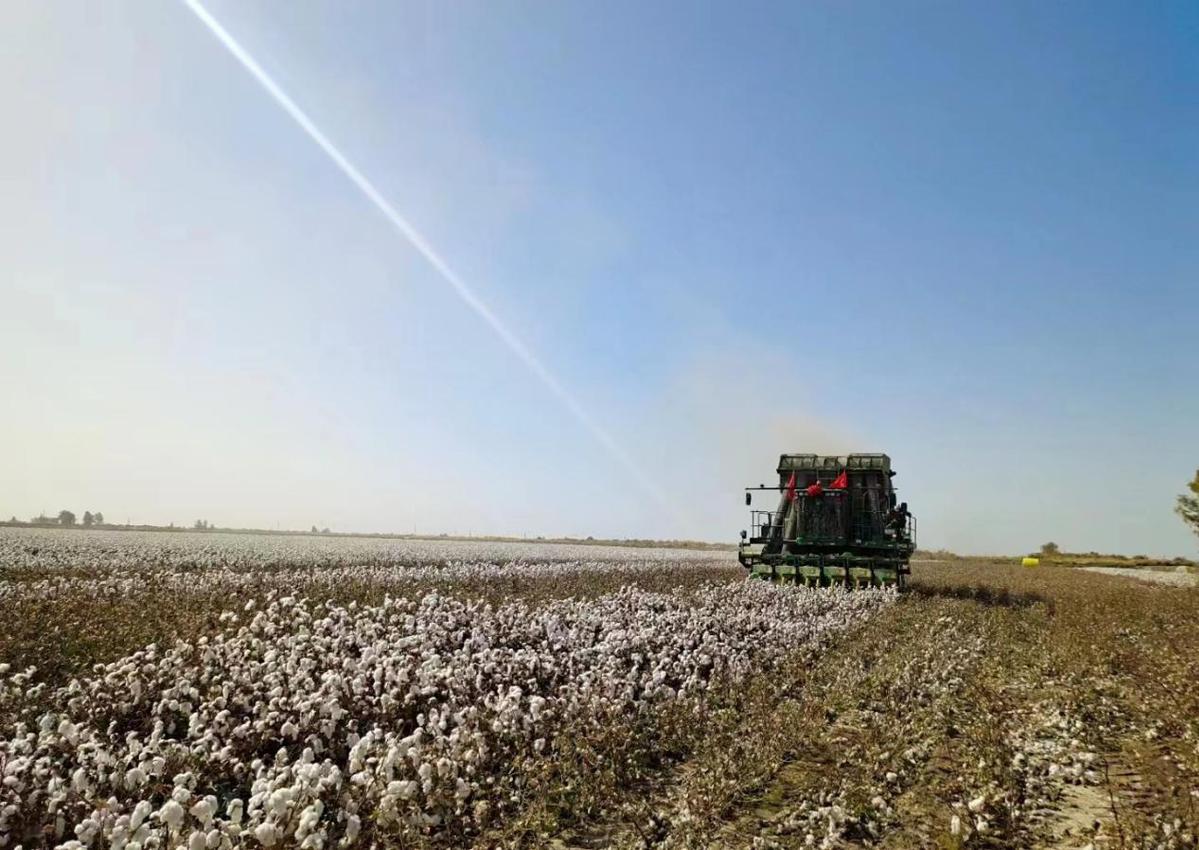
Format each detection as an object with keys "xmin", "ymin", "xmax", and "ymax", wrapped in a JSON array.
[{"xmin": 745, "ymin": 493, "xmax": 915, "ymax": 548}]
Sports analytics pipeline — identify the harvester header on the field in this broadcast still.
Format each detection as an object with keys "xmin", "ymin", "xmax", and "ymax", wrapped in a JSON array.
[{"xmin": 739, "ymin": 453, "xmax": 915, "ymax": 587}]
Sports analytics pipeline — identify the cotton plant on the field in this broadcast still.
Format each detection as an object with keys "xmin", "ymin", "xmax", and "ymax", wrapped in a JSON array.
[
  {"xmin": 1, "ymin": 555, "xmax": 731, "ymax": 611},
  {"xmin": 0, "ymin": 572, "xmax": 892, "ymax": 848},
  {"xmin": 0, "ymin": 527, "xmax": 729, "ymax": 577}
]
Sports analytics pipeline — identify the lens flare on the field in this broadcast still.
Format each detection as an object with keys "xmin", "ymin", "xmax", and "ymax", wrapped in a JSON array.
[{"xmin": 182, "ymin": 0, "xmax": 678, "ymax": 522}]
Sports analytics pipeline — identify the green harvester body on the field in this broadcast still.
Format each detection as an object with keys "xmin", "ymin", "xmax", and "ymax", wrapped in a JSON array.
[{"xmin": 739, "ymin": 453, "xmax": 915, "ymax": 588}]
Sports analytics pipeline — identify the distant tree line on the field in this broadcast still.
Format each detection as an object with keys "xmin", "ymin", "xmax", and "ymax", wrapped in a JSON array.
[
  {"xmin": 2, "ymin": 514, "xmax": 338, "ymax": 535},
  {"xmin": 23, "ymin": 510, "xmax": 106, "ymax": 527}
]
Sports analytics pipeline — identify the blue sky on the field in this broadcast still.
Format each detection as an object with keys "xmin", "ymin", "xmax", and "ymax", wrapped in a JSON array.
[{"xmin": 2, "ymin": 1, "xmax": 1196, "ymax": 554}]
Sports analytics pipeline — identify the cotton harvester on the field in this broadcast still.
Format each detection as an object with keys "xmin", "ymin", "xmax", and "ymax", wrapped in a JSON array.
[{"xmin": 738, "ymin": 453, "xmax": 915, "ymax": 587}]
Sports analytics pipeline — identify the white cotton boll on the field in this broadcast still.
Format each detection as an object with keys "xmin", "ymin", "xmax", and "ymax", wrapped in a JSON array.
[
  {"xmin": 56, "ymin": 718, "xmax": 79, "ymax": 745},
  {"xmin": 967, "ymin": 795, "xmax": 985, "ymax": 813},
  {"xmin": 125, "ymin": 767, "xmax": 146, "ymax": 789},
  {"xmin": 187, "ymin": 831, "xmax": 207, "ymax": 850},
  {"xmin": 281, "ymin": 721, "xmax": 299, "ymax": 740},
  {"xmin": 190, "ymin": 798, "xmax": 216, "ymax": 827},
  {"xmin": 159, "ymin": 799, "xmax": 185, "ymax": 831},
  {"xmin": 395, "ymin": 730, "xmax": 422, "ymax": 757},
  {"xmin": 206, "ymin": 828, "xmax": 222, "ymax": 849},
  {"xmin": 295, "ymin": 802, "xmax": 323, "ymax": 840},
  {"xmin": 394, "ymin": 780, "xmax": 419, "ymax": 800},
  {"xmin": 227, "ymin": 798, "xmax": 244, "ymax": 824},
  {"xmin": 74, "ymin": 817, "xmax": 100, "ymax": 844},
  {"xmin": 109, "ymin": 816, "xmax": 132, "ymax": 843},
  {"xmin": 254, "ymin": 822, "xmax": 278, "ymax": 847},
  {"xmin": 130, "ymin": 800, "xmax": 153, "ymax": 831},
  {"xmin": 339, "ymin": 814, "xmax": 360, "ymax": 847},
  {"xmin": 268, "ymin": 788, "xmax": 294, "ymax": 818},
  {"xmin": 950, "ymin": 814, "xmax": 961, "ymax": 836}
]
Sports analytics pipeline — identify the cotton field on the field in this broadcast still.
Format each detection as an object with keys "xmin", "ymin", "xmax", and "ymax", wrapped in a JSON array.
[
  {"xmin": 4, "ymin": 530, "xmax": 1199, "ymax": 849},
  {"xmin": 0, "ymin": 529, "xmax": 729, "ymax": 574},
  {"xmin": 0, "ymin": 529, "xmax": 890, "ymax": 849}
]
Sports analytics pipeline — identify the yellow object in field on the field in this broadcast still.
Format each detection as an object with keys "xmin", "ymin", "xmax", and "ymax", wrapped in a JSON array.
[{"xmin": 1021, "ymin": 557, "xmax": 1039, "ymax": 568}]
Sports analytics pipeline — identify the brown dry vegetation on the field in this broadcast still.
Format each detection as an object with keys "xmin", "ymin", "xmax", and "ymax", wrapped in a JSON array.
[
  {"xmin": 515, "ymin": 562, "xmax": 1199, "ymax": 850},
  {"xmin": 3, "ymin": 559, "xmax": 1197, "ymax": 849}
]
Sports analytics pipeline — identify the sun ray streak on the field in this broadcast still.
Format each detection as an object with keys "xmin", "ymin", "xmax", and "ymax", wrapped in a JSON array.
[{"xmin": 181, "ymin": 0, "xmax": 680, "ymax": 522}]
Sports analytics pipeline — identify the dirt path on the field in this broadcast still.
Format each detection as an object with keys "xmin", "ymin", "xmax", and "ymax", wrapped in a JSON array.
[{"xmin": 1043, "ymin": 782, "xmax": 1111, "ymax": 848}]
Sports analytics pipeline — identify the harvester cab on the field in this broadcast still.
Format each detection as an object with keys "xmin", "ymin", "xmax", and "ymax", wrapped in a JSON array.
[{"xmin": 739, "ymin": 453, "xmax": 916, "ymax": 587}]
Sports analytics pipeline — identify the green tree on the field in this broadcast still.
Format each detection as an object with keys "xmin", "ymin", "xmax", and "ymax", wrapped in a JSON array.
[
  {"xmin": 1040, "ymin": 542, "xmax": 1060, "ymax": 556},
  {"xmin": 58, "ymin": 510, "xmax": 76, "ymax": 526},
  {"xmin": 93, "ymin": 512, "xmax": 104, "ymax": 525},
  {"xmin": 82, "ymin": 511, "xmax": 94, "ymax": 527},
  {"xmin": 1177, "ymin": 468, "xmax": 1199, "ymax": 541}
]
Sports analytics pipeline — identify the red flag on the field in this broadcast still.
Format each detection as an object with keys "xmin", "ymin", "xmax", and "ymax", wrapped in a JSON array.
[
  {"xmin": 806, "ymin": 481, "xmax": 824, "ymax": 498},
  {"xmin": 830, "ymin": 470, "xmax": 849, "ymax": 489},
  {"xmin": 785, "ymin": 472, "xmax": 797, "ymax": 502}
]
